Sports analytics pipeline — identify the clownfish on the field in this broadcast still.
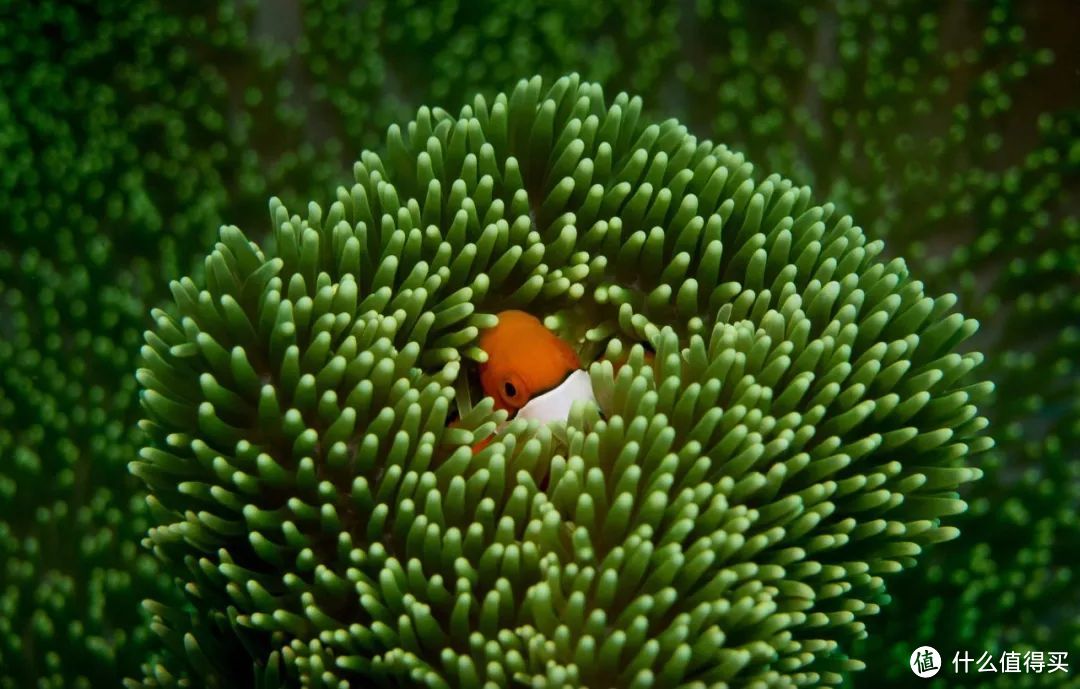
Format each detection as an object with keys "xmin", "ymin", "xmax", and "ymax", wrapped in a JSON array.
[
  {"xmin": 470, "ymin": 310, "xmax": 597, "ymax": 451},
  {"xmin": 465, "ymin": 310, "xmax": 656, "ymax": 452}
]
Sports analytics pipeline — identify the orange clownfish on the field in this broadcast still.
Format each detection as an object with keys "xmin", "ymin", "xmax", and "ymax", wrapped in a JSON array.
[{"xmin": 470, "ymin": 310, "xmax": 597, "ymax": 451}]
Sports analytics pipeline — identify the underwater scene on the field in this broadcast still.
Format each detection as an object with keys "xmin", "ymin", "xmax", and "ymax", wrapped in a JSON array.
[{"xmin": 1, "ymin": 2, "xmax": 1077, "ymax": 688}]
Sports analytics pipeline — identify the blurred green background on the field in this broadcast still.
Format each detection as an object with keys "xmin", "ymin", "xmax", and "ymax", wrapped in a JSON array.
[{"xmin": 0, "ymin": 0, "xmax": 1076, "ymax": 687}]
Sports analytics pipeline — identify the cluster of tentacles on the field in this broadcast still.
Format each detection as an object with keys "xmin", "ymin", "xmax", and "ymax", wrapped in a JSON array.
[{"xmin": 131, "ymin": 75, "xmax": 990, "ymax": 688}]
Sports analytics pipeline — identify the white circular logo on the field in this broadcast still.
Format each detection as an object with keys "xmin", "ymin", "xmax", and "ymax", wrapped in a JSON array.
[{"xmin": 910, "ymin": 646, "xmax": 942, "ymax": 678}]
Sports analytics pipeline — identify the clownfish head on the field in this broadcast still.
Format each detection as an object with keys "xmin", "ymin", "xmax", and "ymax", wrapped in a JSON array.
[{"xmin": 477, "ymin": 310, "xmax": 594, "ymax": 422}]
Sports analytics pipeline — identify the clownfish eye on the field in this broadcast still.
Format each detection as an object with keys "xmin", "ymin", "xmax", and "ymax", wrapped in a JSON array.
[{"xmin": 492, "ymin": 372, "xmax": 528, "ymax": 410}]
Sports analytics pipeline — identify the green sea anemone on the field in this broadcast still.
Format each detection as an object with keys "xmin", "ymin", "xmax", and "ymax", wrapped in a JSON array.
[{"xmin": 130, "ymin": 74, "xmax": 991, "ymax": 688}]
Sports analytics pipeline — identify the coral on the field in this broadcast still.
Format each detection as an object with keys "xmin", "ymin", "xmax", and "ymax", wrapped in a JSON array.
[{"xmin": 131, "ymin": 75, "xmax": 989, "ymax": 687}]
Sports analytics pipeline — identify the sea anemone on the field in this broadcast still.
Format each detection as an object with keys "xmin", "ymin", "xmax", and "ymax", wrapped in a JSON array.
[{"xmin": 130, "ymin": 74, "xmax": 991, "ymax": 688}]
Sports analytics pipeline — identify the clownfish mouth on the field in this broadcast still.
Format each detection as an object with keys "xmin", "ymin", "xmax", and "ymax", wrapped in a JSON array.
[{"xmin": 514, "ymin": 369, "xmax": 596, "ymax": 425}]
